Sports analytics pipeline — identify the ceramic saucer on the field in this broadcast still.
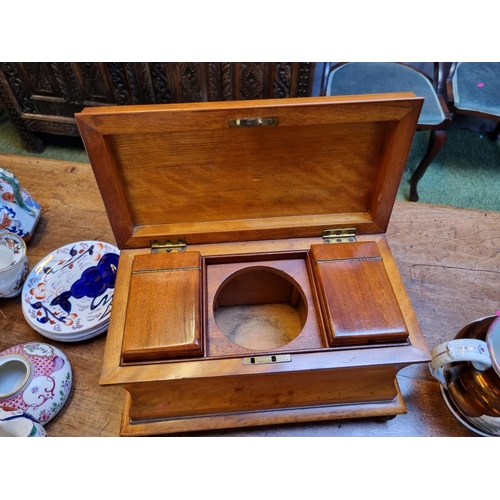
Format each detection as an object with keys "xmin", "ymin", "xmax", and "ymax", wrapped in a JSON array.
[
  {"xmin": 21, "ymin": 241, "xmax": 119, "ymax": 341},
  {"xmin": 26, "ymin": 317, "xmax": 109, "ymax": 342}
]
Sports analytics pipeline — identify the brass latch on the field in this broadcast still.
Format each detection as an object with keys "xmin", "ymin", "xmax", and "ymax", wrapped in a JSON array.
[
  {"xmin": 151, "ymin": 240, "xmax": 186, "ymax": 253},
  {"xmin": 229, "ymin": 117, "xmax": 278, "ymax": 128},
  {"xmin": 322, "ymin": 228, "xmax": 357, "ymax": 244},
  {"xmin": 243, "ymin": 354, "xmax": 291, "ymax": 365}
]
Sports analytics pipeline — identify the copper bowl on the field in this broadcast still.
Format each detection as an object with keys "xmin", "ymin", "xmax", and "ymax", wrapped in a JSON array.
[{"xmin": 430, "ymin": 315, "xmax": 500, "ymax": 436}]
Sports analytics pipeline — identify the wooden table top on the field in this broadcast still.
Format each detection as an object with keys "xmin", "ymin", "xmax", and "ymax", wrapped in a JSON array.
[{"xmin": 1, "ymin": 153, "xmax": 497, "ymax": 437}]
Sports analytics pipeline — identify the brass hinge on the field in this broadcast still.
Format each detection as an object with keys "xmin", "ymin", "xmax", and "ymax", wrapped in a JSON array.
[
  {"xmin": 322, "ymin": 228, "xmax": 357, "ymax": 244},
  {"xmin": 151, "ymin": 240, "xmax": 186, "ymax": 253}
]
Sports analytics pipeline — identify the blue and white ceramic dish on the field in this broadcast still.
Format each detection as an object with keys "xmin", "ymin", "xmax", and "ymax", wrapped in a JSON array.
[{"xmin": 21, "ymin": 240, "xmax": 120, "ymax": 341}]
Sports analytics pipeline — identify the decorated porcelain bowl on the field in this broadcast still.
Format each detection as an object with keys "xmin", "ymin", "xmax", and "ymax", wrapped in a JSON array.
[
  {"xmin": 0, "ymin": 342, "xmax": 72, "ymax": 425},
  {"xmin": 0, "ymin": 406, "xmax": 46, "ymax": 437}
]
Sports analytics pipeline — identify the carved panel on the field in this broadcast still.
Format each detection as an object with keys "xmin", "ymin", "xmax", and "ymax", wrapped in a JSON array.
[
  {"xmin": 107, "ymin": 63, "xmax": 132, "ymax": 105},
  {"xmin": 29, "ymin": 99, "xmax": 83, "ymax": 118},
  {"xmin": 50, "ymin": 62, "xmax": 84, "ymax": 103},
  {"xmin": 207, "ymin": 62, "xmax": 221, "ymax": 101},
  {"xmin": 178, "ymin": 63, "xmax": 204, "ymax": 102},
  {"xmin": 24, "ymin": 118, "xmax": 79, "ymax": 136},
  {"xmin": 150, "ymin": 63, "xmax": 174, "ymax": 103},
  {"xmin": 220, "ymin": 63, "xmax": 233, "ymax": 101},
  {"xmin": 206, "ymin": 63, "xmax": 233, "ymax": 101},
  {"xmin": 0, "ymin": 63, "xmax": 36, "ymax": 113},
  {"xmin": 49, "ymin": 63, "xmax": 69, "ymax": 100},
  {"xmin": 77, "ymin": 62, "xmax": 107, "ymax": 101},
  {"xmin": 296, "ymin": 62, "xmax": 313, "ymax": 97},
  {"xmin": 24, "ymin": 63, "xmax": 52, "ymax": 94},
  {"xmin": 0, "ymin": 62, "xmax": 316, "ymax": 153},
  {"xmin": 0, "ymin": 71, "xmax": 45, "ymax": 152},
  {"xmin": 125, "ymin": 63, "xmax": 155, "ymax": 104},
  {"xmin": 273, "ymin": 63, "xmax": 292, "ymax": 98},
  {"xmin": 240, "ymin": 63, "xmax": 264, "ymax": 100}
]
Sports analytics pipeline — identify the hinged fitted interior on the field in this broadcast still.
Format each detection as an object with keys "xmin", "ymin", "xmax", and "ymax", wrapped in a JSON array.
[
  {"xmin": 75, "ymin": 93, "xmax": 423, "ymax": 248},
  {"xmin": 75, "ymin": 95, "xmax": 431, "ymax": 436},
  {"xmin": 204, "ymin": 250, "xmax": 325, "ymax": 358}
]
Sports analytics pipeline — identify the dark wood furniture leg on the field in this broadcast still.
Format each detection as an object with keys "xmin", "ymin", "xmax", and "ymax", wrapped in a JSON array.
[
  {"xmin": 488, "ymin": 122, "xmax": 500, "ymax": 142},
  {"xmin": 409, "ymin": 129, "xmax": 447, "ymax": 202}
]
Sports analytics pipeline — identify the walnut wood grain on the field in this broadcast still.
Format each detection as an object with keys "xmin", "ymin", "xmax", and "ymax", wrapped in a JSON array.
[
  {"xmin": 122, "ymin": 251, "xmax": 203, "ymax": 362},
  {"xmin": 75, "ymin": 94, "xmax": 423, "ymax": 248},
  {"xmin": 0, "ymin": 154, "xmax": 493, "ymax": 435},
  {"xmin": 310, "ymin": 241, "xmax": 408, "ymax": 346},
  {"xmin": 125, "ymin": 365, "xmax": 401, "ymax": 424}
]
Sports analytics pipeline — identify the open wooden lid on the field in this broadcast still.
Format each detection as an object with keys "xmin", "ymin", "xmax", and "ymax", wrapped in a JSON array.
[{"xmin": 75, "ymin": 94, "xmax": 422, "ymax": 249}]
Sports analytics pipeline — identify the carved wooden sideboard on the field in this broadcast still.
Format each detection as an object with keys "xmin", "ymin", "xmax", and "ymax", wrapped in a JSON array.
[{"xmin": 0, "ymin": 62, "xmax": 316, "ymax": 153}]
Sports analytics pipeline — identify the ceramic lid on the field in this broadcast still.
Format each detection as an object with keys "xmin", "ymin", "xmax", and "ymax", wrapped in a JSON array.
[{"xmin": 75, "ymin": 94, "xmax": 422, "ymax": 249}]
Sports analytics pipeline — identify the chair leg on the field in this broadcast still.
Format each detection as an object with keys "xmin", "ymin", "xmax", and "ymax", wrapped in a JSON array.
[
  {"xmin": 487, "ymin": 122, "xmax": 500, "ymax": 142},
  {"xmin": 409, "ymin": 129, "xmax": 447, "ymax": 202}
]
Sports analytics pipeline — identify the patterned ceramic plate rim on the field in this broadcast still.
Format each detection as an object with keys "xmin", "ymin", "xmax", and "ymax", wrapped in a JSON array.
[
  {"xmin": 22, "ymin": 307, "xmax": 109, "ymax": 341},
  {"xmin": 24, "ymin": 313, "xmax": 109, "ymax": 342},
  {"xmin": 21, "ymin": 240, "xmax": 119, "ymax": 336}
]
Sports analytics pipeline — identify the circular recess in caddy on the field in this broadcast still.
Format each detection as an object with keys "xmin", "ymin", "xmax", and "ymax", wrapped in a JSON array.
[{"xmin": 213, "ymin": 266, "xmax": 307, "ymax": 350}]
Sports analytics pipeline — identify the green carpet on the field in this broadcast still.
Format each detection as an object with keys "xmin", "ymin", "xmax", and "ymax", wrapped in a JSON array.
[
  {"xmin": 399, "ymin": 127, "xmax": 500, "ymax": 211},
  {"xmin": 0, "ymin": 113, "xmax": 89, "ymax": 163},
  {"xmin": 0, "ymin": 111, "xmax": 499, "ymax": 212}
]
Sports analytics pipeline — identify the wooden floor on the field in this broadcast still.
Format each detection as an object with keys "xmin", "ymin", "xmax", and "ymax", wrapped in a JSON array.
[{"xmin": 1, "ymin": 153, "xmax": 498, "ymax": 437}]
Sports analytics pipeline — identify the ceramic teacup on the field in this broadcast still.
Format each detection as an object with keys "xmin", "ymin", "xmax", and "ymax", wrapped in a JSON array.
[{"xmin": 0, "ymin": 232, "xmax": 28, "ymax": 298}]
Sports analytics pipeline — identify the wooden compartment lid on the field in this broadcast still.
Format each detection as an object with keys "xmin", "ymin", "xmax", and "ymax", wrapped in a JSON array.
[{"xmin": 75, "ymin": 94, "xmax": 423, "ymax": 249}]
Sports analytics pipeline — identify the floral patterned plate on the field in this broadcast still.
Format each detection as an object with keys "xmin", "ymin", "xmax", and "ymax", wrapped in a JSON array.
[
  {"xmin": 26, "ymin": 317, "xmax": 110, "ymax": 342},
  {"xmin": 21, "ymin": 241, "xmax": 120, "ymax": 341}
]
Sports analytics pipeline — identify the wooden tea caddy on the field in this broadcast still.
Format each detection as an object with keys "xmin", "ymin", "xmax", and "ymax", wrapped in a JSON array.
[{"xmin": 75, "ymin": 93, "xmax": 431, "ymax": 436}]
